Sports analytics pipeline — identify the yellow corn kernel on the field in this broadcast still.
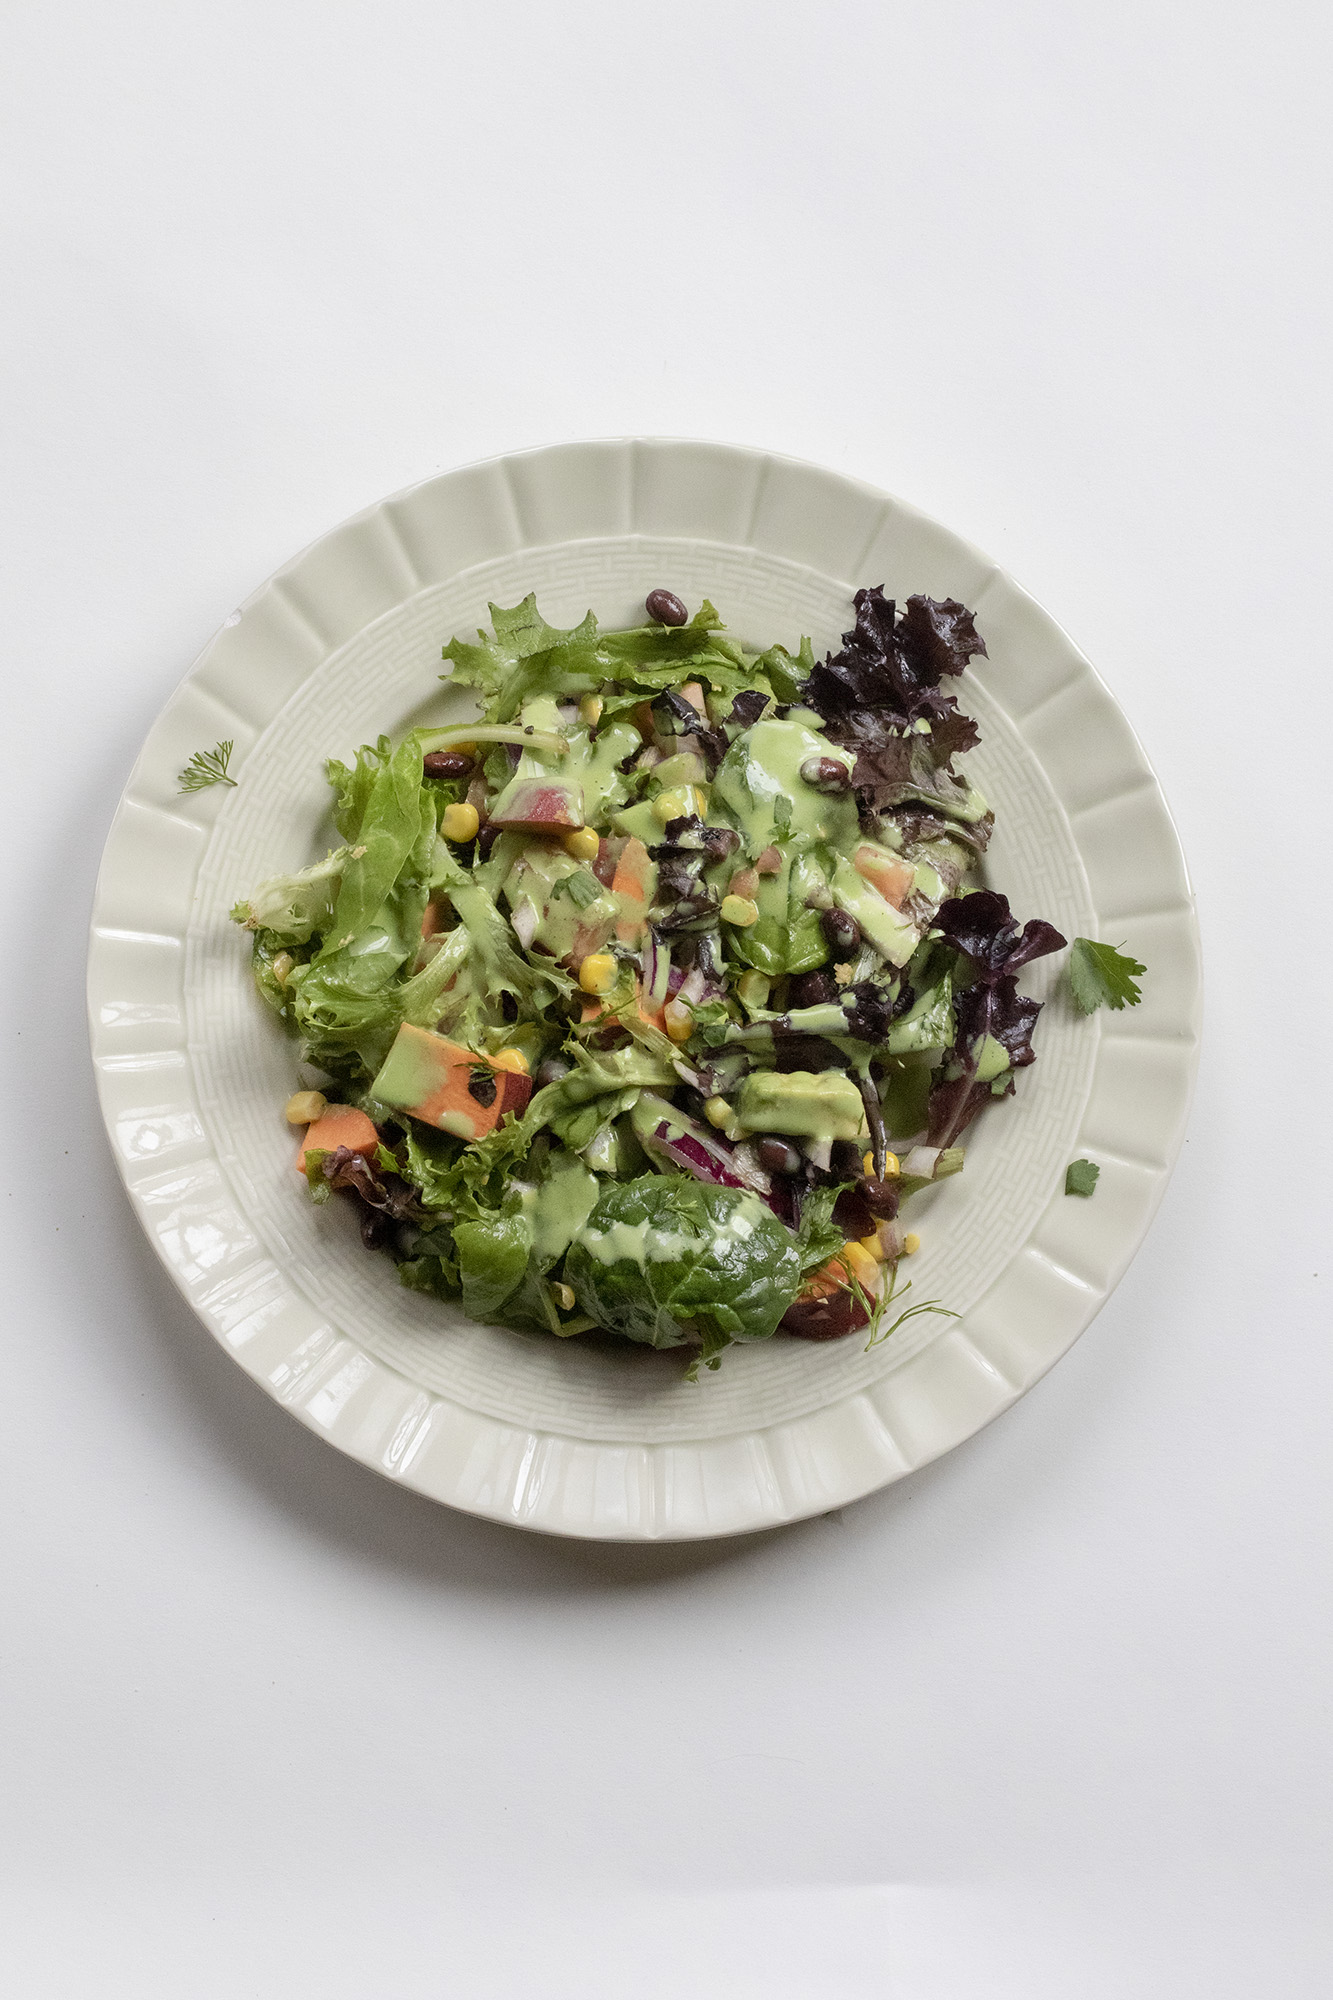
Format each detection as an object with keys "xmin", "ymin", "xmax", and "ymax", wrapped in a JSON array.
[
  {"xmin": 663, "ymin": 998, "xmax": 694, "ymax": 1042},
  {"xmin": 652, "ymin": 784, "xmax": 708, "ymax": 825},
  {"xmin": 552, "ymin": 1281, "xmax": 576, "ymax": 1312},
  {"xmin": 902, "ymin": 1232, "xmax": 921, "ymax": 1256},
  {"xmin": 284, "ymin": 1089, "xmax": 327, "ymax": 1126},
  {"xmin": 271, "ymin": 951, "xmax": 295, "ymax": 987},
  {"xmin": 704, "ymin": 1096, "xmax": 732, "ymax": 1129},
  {"xmin": 842, "ymin": 1240, "xmax": 882, "ymax": 1291},
  {"xmin": 863, "ymin": 1150, "xmax": 900, "ymax": 1178},
  {"xmin": 859, "ymin": 1231, "xmax": 888, "ymax": 1263},
  {"xmin": 578, "ymin": 953, "xmax": 617, "ymax": 995},
  {"xmin": 720, "ymin": 894, "xmax": 759, "ymax": 927},
  {"xmin": 441, "ymin": 801, "xmax": 480, "ymax": 842},
  {"xmin": 578, "ymin": 694, "xmax": 604, "ymax": 726},
  {"xmin": 491, "ymin": 1049, "xmax": 529, "ymax": 1075},
  {"xmin": 736, "ymin": 970, "xmax": 771, "ymax": 1012},
  {"xmin": 562, "ymin": 826, "xmax": 601, "ymax": 863}
]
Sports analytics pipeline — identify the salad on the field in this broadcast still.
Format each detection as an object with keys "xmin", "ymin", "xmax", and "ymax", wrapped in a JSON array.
[{"xmin": 232, "ymin": 585, "xmax": 1066, "ymax": 1374}]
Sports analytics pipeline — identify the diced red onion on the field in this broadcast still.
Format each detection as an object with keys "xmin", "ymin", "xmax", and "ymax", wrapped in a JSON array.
[
  {"xmin": 901, "ymin": 1145, "xmax": 941, "ymax": 1180},
  {"xmin": 510, "ymin": 901, "xmax": 539, "ymax": 950}
]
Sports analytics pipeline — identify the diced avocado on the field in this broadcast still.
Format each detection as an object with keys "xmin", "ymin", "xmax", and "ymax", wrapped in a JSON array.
[
  {"xmin": 830, "ymin": 856, "xmax": 919, "ymax": 967},
  {"xmin": 735, "ymin": 1069, "xmax": 866, "ymax": 1142},
  {"xmin": 651, "ymin": 751, "xmax": 708, "ymax": 791},
  {"xmin": 613, "ymin": 799, "xmax": 667, "ymax": 845}
]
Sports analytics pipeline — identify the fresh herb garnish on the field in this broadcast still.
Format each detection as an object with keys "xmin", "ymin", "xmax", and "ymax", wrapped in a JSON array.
[
  {"xmin": 550, "ymin": 869, "xmax": 602, "ymax": 911},
  {"xmin": 861, "ymin": 1260, "xmax": 959, "ymax": 1350},
  {"xmin": 1068, "ymin": 937, "xmax": 1146, "ymax": 1014},
  {"xmin": 772, "ymin": 793, "xmax": 793, "ymax": 835},
  {"xmin": 1065, "ymin": 1159, "xmax": 1100, "ymax": 1198},
  {"xmin": 177, "ymin": 740, "xmax": 237, "ymax": 793}
]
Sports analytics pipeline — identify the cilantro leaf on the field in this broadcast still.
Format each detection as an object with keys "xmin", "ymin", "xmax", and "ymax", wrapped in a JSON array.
[
  {"xmin": 771, "ymin": 793, "xmax": 793, "ymax": 835},
  {"xmin": 1065, "ymin": 1159, "xmax": 1100, "ymax": 1197},
  {"xmin": 550, "ymin": 868, "xmax": 602, "ymax": 911},
  {"xmin": 1068, "ymin": 938, "xmax": 1146, "ymax": 1014}
]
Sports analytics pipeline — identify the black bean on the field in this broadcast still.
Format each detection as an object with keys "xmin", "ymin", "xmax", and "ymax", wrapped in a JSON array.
[
  {"xmin": 829, "ymin": 1138, "xmax": 865, "ymax": 1181},
  {"xmin": 781, "ymin": 1288, "xmax": 869, "ymax": 1341},
  {"xmin": 423, "ymin": 750, "xmax": 476, "ymax": 779},
  {"xmin": 821, "ymin": 906, "xmax": 860, "ymax": 956},
  {"xmin": 789, "ymin": 970, "xmax": 837, "ymax": 1008},
  {"xmin": 535, "ymin": 1056, "xmax": 571, "ymax": 1090},
  {"xmin": 646, "ymin": 588, "xmax": 688, "ymax": 626},
  {"xmin": 755, "ymin": 1136, "xmax": 803, "ymax": 1176},
  {"xmin": 857, "ymin": 1175, "xmax": 900, "ymax": 1220},
  {"xmin": 697, "ymin": 824, "xmax": 741, "ymax": 863},
  {"xmin": 799, "ymin": 755, "xmax": 852, "ymax": 793}
]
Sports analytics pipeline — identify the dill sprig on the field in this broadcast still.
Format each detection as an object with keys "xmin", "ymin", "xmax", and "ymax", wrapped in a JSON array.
[
  {"xmin": 858, "ymin": 1257, "xmax": 959, "ymax": 1352},
  {"xmin": 177, "ymin": 740, "xmax": 238, "ymax": 793}
]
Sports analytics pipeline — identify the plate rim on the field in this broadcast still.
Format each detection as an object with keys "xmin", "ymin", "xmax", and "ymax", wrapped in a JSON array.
[{"xmin": 87, "ymin": 437, "xmax": 1202, "ymax": 1540}]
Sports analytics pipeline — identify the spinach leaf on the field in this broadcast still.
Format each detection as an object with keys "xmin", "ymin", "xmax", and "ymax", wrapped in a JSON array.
[{"xmin": 564, "ymin": 1176, "xmax": 802, "ymax": 1356}]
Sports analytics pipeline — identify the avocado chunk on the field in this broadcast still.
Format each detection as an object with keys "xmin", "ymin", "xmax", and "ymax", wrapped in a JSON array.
[
  {"xmin": 736, "ymin": 1069, "xmax": 866, "ymax": 1142},
  {"xmin": 830, "ymin": 856, "xmax": 919, "ymax": 967}
]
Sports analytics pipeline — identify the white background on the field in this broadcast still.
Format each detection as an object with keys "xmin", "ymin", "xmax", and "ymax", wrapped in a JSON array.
[{"xmin": 2, "ymin": 2, "xmax": 1330, "ymax": 1993}]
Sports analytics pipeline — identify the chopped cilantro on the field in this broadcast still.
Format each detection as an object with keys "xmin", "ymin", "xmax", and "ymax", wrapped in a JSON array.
[
  {"xmin": 551, "ymin": 869, "xmax": 602, "ymax": 910},
  {"xmin": 1068, "ymin": 937, "xmax": 1146, "ymax": 1014},
  {"xmin": 1065, "ymin": 1158, "xmax": 1100, "ymax": 1198}
]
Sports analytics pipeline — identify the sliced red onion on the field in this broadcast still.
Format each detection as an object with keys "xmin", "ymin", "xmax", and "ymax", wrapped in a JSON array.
[
  {"xmin": 901, "ymin": 1144, "xmax": 941, "ymax": 1180},
  {"xmin": 642, "ymin": 1109, "xmax": 771, "ymax": 1196},
  {"xmin": 510, "ymin": 900, "xmax": 539, "ymax": 950},
  {"xmin": 678, "ymin": 966, "xmax": 707, "ymax": 1006}
]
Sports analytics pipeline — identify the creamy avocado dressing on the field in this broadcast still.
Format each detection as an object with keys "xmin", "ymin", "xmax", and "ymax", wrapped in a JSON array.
[
  {"xmin": 524, "ymin": 1155, "xmax": 600, "ymax": 1261},
  {"xmin": 713, "ymin": 718, "xmax": 858, "ymax": 853}
]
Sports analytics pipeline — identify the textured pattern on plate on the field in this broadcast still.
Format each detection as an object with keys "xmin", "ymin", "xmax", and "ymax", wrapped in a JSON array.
[{"xmin": 89, "ymin": 441, "xmax": 1201, "ymax": 1537}]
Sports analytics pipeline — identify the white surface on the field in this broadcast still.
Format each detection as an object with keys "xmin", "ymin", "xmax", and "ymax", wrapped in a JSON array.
[
  {"xmin": 88, "ymin": 440, "xmax": 1198, "ymax": 1537},
  {"xmin": 2, "ymin": 0, "xmax": 1329, "ymax": 1987}
]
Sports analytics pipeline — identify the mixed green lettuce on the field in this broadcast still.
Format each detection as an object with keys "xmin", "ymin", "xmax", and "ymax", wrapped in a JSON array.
[{"xmin": 231, "ymin": 585, "xmax": 1113, "ymax": 1375}]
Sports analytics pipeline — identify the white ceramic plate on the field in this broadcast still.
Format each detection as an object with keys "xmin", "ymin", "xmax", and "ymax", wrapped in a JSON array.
[{"xmin": 88, "ymin": 440, "xmax": 1201, "ymax": 1540}]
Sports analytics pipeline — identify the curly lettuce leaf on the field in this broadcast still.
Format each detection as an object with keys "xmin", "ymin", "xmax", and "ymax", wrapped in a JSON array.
[
  {"xmin": 230, "ymin": 849, "xmax": 348, "ymax": 944},
  {"xmin": 319, "ymin": 733, "xmax": 434, "ymax": 957},
  {"xmin": 428, "ymin": 840, "xmax": 572, "ymax": 1042},
  {"xmin": 442, "ymin": 593, "xmax": 784, "ymax": 724},
  {"xmin": 288, "ymin": 924, "xmax": 471, "ymax": 1080}
]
